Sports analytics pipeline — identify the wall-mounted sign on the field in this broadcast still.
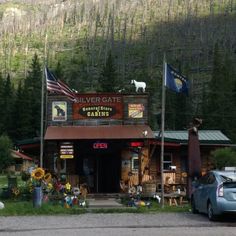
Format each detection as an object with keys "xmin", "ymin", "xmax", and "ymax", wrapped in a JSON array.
[
  {"xmin": 79, "ymin": 106, "xmax": 116, "ymax": 118},
  {"xmin": 93, "ymin": 142, "xmax": 108, "ymax": 149},
  {"xmin": 52, "ymin": 101, "xmax": 67, "ymax": 121},
  {"xmin": 73, "ymin": 94, "xmax": 123, "ymax": 119},
  {"xmin": 60, "ymin": 142, "xmax": 74, "ymax": 159},
  {"xmin": 128, "ymin": 104, "xmax": 144, "ymax": 118}
]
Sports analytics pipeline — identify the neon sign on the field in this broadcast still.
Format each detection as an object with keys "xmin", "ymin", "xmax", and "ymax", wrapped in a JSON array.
[{"xmin": 93, "ymin": 142, "xmax": 108, "ymax": 149}]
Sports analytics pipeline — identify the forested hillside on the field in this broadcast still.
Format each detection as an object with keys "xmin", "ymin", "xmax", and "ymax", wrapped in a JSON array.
[{"xmin": 0, "ymin": 0, "xmax": 235, "ymax": 142}]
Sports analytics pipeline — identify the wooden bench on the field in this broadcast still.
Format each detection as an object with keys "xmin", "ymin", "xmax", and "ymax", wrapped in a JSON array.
[{"xmin": 164, "ymin": 193, "xmax": 186, "ymax": 206}]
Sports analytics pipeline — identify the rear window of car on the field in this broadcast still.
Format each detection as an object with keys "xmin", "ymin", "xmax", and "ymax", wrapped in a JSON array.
[{"xmin": 219, "ymin": 173, "xmax": 236, "ymax": 182}]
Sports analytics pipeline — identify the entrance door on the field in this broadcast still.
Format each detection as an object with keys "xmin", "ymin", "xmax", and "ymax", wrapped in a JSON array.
[{"xmin": 96, "ymin": 153, "xmax": 120, "ymax": 193}]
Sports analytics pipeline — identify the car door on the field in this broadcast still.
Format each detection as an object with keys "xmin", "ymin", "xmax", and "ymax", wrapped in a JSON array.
[
  {"xmin": 198, "ymin": 173, "xmax": 216, "ymax": 213},
  {"xmin": 193, "ymin": 175, "xmax": 208, "ymax": 212}
]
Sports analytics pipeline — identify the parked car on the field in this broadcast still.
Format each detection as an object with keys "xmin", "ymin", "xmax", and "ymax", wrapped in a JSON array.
[{"xmin": 191, "ymin": 169, "xmax": 236, "ymax": 221}]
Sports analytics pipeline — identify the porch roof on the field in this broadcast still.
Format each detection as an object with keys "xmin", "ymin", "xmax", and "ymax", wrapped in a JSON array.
[
  {"xmin": 153, "ymin": 130, "xmax": 232, "ymax": 145},
  {"xmin": 11, "ymin": 150, "xmax": 33, "ymax": 161},
  {"xmin": 44, "ymin": 125, "xmax": 155, "ymax": 140}
]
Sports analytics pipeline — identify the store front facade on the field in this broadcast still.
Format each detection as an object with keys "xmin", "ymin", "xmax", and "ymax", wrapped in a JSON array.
[{"xmin": 44, "ymin": 93, "xmax": 154, "ymax": 193}]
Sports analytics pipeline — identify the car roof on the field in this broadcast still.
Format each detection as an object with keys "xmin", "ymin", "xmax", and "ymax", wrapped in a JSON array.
[{"xmin": 210, "ymin": 170, "xmax": 236, "ymax": 179}]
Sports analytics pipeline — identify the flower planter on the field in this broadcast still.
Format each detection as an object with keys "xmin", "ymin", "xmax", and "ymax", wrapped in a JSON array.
[{"xmin": 33, "ymin": 186, "xmax": 43, "ymax": 208}]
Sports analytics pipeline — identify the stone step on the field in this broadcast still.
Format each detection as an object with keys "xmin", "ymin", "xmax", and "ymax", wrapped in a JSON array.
[{"xmin": 87, "ymin": 198, "xmax": 125, "ymax": 209}]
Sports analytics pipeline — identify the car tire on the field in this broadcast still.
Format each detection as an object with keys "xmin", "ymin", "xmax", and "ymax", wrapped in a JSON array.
[
  {"xmin": 207, "ymin": 202, "xmax": 217, "ymax": 221},
  {"xmin": 191, "ymin": 197, "xmax": 198, "ymax": 214}
]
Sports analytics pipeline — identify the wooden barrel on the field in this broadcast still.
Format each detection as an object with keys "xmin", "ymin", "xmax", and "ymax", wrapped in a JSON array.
[{"xmin": 142, "ymin": 182, "xmax": 156, "ymax": 194}]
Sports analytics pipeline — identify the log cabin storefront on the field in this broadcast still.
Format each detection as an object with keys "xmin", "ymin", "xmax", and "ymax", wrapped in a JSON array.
[
  {"xmin": 43, "ymin": 93, "xmax": 233, "ymax": 196},
  {"xmin": 44, "ymin": 93, "xmax": 155, "ymax": 194},
  {"xmin": 149, "ymin": 130, "xmax": 232, "ymax": 198}
]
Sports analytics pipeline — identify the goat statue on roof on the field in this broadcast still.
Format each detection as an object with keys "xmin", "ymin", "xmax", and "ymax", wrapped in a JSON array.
[{"xmin": 131, "ymin": 80, "xmax": 146, "ymax": 93}]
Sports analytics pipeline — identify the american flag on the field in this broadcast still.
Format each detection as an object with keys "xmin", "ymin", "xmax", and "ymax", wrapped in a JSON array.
[{"xmin": 45, "ymin": 67, "xmax": 77, "ymax": 101}]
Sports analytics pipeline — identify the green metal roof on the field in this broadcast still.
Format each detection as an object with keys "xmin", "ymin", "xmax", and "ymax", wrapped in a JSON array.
[{"xmin": 154, "ymin": 130, "xmax": 232, "ymax": 145}]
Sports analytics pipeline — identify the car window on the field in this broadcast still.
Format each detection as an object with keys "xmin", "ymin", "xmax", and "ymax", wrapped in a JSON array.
[
  {"xmin": 220, "ymin": 175, "xmax": 233, "ymax": 182},
  {"xmin": 207, "ymin": 174, "xmax": 216, "ymax": 184},
  {"xmin": 199, "ymin": 174, "xmax": 208, "ymax": 185}
]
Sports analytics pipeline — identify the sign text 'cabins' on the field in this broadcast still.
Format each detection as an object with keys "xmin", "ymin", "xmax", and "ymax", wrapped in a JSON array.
[{"xmin": 73, "ymin": 94, "xmax": 123, "ymax": 119}]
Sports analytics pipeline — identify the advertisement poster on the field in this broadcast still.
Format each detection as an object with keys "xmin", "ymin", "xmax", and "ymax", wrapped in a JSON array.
[
  {"xmin": 52, "ymin": 101, "xmax": 67, "ymax": 121},
  {"xmin": 128, "ymin": 104, "xmax": 144, "ymax": 118}
]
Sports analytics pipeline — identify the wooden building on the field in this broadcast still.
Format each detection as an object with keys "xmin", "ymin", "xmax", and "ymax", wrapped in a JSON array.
[
  {"xmin": 43, "ymin": 93, "xmax": 233, "ymax": 195},
  {"xmin": 149, "ymin": 130, "xmax": 233, "ymax": 192},
  {"xmin": 44, "ymin": 93, "xmax": 155, "ymax": 193}
]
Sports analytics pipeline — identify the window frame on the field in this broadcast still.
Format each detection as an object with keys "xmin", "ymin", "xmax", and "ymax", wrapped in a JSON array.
[{"xmin": 163, "ymin": 153, "xmax": 172, "ymax": 171}]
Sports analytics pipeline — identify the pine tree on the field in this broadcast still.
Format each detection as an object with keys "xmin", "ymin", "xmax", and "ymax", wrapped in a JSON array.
[
  {"xmin": 99, "ymin": 51, "xmax": 118, "ymax": 92},
  {"xmin": 12, "ymin": 81, "xmax": 25, "ymax": 140},
  {"xmin": 204, "ymin": 43, "xmax": 235, "ymax": 134},
  {"xmin": 0, "ymin": 74, "xmax": 4, "ymax": 134},
  {"xmin": 21, "ymin": 54, "xmax": 42, "ymax": 138},
  {"xmin": 3, "ymin": 74, "xmax": 15, "ymax": 138}
]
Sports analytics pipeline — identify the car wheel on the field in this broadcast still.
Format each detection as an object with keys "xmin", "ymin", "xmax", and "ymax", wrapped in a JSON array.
[
  {"xmin": 207, "ymin": 202, "xmax": 217, "ymax": 221},
  {"xmin": 191, "ymin": 197, "xmax": 198, "ymax": 214}
]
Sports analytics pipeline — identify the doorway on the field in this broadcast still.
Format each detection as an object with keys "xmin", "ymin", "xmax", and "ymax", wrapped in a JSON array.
[
  {"xmin": 77, "ymin": 141, "xmax": 121, "ymax": 193},
  {"xmin": 96, "ymin": 153, "xmax": 120, "ymax": 193}
]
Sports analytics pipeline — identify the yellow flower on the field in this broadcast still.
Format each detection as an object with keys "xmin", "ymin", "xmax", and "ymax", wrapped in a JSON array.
[
  {"xmin": 47, "ymin": 183, "xmax": 53, "ymax": 190},
  {"xmin": 12, "ymin": 187, "xmax": 20, "ymax": 196},
  {"xmin": 44, "ymin": 173, "xmax": 52, "ymax": 183},
  {"xmin": 31, "ymin": 168, "xmax": 45, "ymax": 180},
  {"xmin": 65, "ymin": 182, "xmax": 71, "ymax": 191},
  {"xmin": 29, "ymin": 186, "xmax": 34, "ymax": 193}
]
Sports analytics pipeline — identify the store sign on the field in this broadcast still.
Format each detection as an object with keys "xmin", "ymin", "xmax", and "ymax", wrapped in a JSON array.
[
  {"xmin": 60, "ymin": 142, "xmax": 74, "ymax": 159},
  {"xmin": 73, "ymin": 94, "xmax": 123, "ymax": 119},
  {"xmin": 128, "ymin": 104, "xmax": 144, "ymax": 118},
  {"xmin": 130, "ymin": 142, "xmax": 144, "ymax": 147},
  {"xmin": 52, "ymin": 101, "xmax": 67, "ymax": 121},
  {"xmin": 93, "ymin": 142, "xmax": 108, "ymax": 149},
  {"xmin": 79, "ymin": 106, "xmax": 116, "ymax": 118}
]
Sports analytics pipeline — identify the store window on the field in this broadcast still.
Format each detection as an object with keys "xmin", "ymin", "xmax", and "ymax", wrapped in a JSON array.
[
  {"xmin": 163, "ymin": 153, "xmax": 172, "ymax": 170},
  {"xmin": 131, "ymin": 155, "xmax": 139, "ymax": 171}
]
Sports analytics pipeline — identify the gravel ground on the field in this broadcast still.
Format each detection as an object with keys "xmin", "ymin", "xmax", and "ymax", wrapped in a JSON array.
[{"xmin": 0, "ymin": 213, "xmax": 236, "ymax": 236}]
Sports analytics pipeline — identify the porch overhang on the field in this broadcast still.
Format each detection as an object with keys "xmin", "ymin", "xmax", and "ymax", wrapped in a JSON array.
[{"xmin": 44, "ymin": 125, "xmax": 155, "ymax": 140}]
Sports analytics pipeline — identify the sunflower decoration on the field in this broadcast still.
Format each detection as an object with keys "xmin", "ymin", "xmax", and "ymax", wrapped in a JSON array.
[
  {"xmin": 43, "ymin": 173, "xmax": 52, "ymax": 184},
  {"xmin": 11, "ymin": 187, "xmax": 20, "ymax": 198},
  {"xmin": 65, "ymin": 182, "xmax": 71, "ymax": 193},
  {"xmin": 31, "ymin": 167, "xmax": 45, "ymax": 187}
]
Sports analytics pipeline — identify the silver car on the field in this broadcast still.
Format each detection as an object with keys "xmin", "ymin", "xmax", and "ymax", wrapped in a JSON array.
[{"xmin": 191, "ymin": 170, "xmax": 236, "ymax": 221}]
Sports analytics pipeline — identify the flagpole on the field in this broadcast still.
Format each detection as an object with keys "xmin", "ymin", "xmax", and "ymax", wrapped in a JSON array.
[
  {"xmin": 160, "ymin": 53, "xmax": 166, "ymax": 208},
  {"xmin": 40, "ymin": 33, "xmax": 47, "ymax": 168}
]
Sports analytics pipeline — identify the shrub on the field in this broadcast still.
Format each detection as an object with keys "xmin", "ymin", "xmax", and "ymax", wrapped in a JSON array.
[{"xmin": 210, "ymin": 147, "xmax": 236, "ymax": 170}]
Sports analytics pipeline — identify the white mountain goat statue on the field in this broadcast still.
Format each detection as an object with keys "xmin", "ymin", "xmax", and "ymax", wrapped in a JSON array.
[{"xmin": 131, "ymin": 80, "xmax": 146, "ymax": 92}]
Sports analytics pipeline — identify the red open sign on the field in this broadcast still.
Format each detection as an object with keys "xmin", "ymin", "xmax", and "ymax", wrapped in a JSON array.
[
  {"xmin": 93, "ymin": 143, "xmax": 108, "ymax": 149},
  {"xmin": 130, "ymin": 142, "xmax": 143, "ymax": 147}
]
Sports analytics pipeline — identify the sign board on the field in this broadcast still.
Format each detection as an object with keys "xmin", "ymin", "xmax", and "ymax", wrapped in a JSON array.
[
  {"xmin": 93, "ymin": 142, "xmax": 108, "ymax": 149},
  {"xmin": 73, "ymin": 94, "xmax": 123, "ymax": 119},
  {"xmin": 128, "ymin": 104, "xmax": 144, "ymax": 118},
  {"xmin": 60, "ymin": 142, "xmax": 74, "ymax": 159},
  {"xmin": 52, "ymin": 101, "xmax": 67, "ymax": 121}
]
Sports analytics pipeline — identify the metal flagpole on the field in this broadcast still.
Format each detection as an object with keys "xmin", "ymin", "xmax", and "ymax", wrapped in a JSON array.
[
  {"xmin": 160, "ymin": 54, "xmax": 166, "ymax": 208},
  {"xmin": 39, "ymin": 33, "xmax": 48, "ymax": 168}
]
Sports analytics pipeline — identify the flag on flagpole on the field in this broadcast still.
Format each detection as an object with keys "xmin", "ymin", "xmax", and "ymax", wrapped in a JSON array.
[
  {"xmin": 164, "ymin": 63, "xmax": 189, "ymax": 95},
  {"xmin": 45, "ymin": 67, "xmax": 77, "ymax": 101}
]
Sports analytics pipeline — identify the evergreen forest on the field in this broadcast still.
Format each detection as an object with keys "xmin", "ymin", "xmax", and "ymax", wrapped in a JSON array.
[{"xmin": 0, "ymin": 0, "xmax": 236, "ymax": 143}]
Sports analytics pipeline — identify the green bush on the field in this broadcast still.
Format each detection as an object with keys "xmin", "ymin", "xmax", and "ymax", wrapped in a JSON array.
[{"xmin": 210, "ymin": 147, "xmax": 236, "ymax": 170}]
